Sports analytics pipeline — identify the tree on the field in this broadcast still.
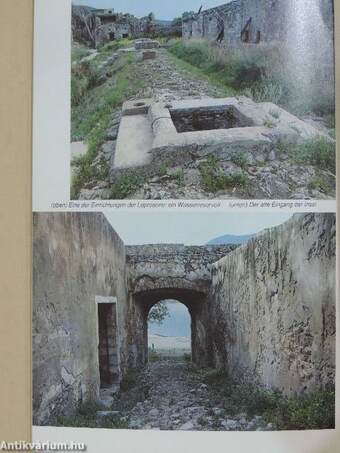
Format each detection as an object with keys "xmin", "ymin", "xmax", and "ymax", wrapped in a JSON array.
[
  {"xmin": 72, "ymin": 6, "xmax": 98, "ymax": 48},
  {"xmin": 148, "ymin": 302, "xmax": 170, "ymax": 325}
]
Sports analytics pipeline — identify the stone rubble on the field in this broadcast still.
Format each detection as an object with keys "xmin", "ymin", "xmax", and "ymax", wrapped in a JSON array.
[{"xmin": 109, "ymin": 361, "xmax": 272, "ymax": 431}]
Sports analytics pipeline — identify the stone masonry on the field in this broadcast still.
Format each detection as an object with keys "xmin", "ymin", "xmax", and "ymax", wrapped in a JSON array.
[
  {"xmin": 182, "ymin": 0, "xmax": 333, "ymax": 46},
  {"xmin": 33, "ymin": 212, "xmax": 336, "ymax": 425}
]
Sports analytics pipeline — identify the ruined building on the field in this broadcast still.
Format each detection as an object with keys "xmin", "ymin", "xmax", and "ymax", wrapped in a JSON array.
[
  {"xmin": 182, "ymin": 0, "xmax": 333, "ymax": 46},
  {"xmin": 33, "ymin": 212, "xmax": 336, "ymax": 425},
  {"xmin": 72, "ymin": 5, "xmax": 155, "ymax": 47}
]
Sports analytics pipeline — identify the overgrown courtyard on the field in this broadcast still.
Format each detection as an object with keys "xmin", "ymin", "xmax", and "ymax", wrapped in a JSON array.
[{"xmin": 71, "ymin": 39, "xmax": 336, "ymax": 200}]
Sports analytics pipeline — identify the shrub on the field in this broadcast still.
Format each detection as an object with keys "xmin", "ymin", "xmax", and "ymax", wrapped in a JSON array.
[
  {"xmin": 168, "ymin": 39, "xmax": 334, "ymax": 118},
  {"xmin": 230, "ymin": 153, "xmax": 248, "ymax": 169},
  {"xmin": 290, "ymin": 137, "xmax": 336, "ymax": 173},
  {"xmin": 265, "ymin": 388, "xmax": 336, "ymax": 430}
]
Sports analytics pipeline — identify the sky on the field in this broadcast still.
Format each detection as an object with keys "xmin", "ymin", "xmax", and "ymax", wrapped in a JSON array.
[
  {"xmin": 148, "ymin": 301, "xmax": 191, "ymax": 337},
  {"xmin": 105, "ymin": 212, "xmax": 293, "ymax": 245},
  {"xmin": 73, "ymin": 0, "xmax": 229, "ymax": 20}
]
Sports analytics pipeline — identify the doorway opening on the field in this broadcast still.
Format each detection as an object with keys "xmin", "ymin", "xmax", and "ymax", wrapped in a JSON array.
[
  {"xmin": 109, "ymin": 32, "xmax": 116, "ymax": 41},
  {"xmin": 97, "ymin": 301, "xmax": 119, "ymax": 388},
  {"xmin": 147, "ymin": 300, "xmax": 192, "ymax": 362}
]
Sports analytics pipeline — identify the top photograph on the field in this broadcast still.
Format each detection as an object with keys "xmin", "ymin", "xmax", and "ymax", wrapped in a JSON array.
[{"xmin": 70, "ymin": 0, "xmax": 336, "ymax": 201}]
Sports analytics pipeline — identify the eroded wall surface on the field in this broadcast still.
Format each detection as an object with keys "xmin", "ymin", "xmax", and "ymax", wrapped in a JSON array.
[
  {"xmin": 33, "ymin": 212, "xmax": 129, "ymax": 425},
  {"xmin": 209, "ymin": 213, "xmax": 336, "ymax": 395}
]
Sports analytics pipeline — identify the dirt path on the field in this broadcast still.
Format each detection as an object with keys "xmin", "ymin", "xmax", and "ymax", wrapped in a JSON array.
[{"xmin": 109, "ymin": 361, "xmax": 271, "ymax": 431}]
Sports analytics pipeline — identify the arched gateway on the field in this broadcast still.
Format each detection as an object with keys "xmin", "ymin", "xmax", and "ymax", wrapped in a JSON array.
[{"xmin": 126, "ymin": 244, "xmax": 236, "ymax": 367}]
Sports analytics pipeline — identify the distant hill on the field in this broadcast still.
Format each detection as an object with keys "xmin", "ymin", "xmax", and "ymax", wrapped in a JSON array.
[{"xmin": 207, "ymin": 234, "xmax": 255, "ymax": 245}]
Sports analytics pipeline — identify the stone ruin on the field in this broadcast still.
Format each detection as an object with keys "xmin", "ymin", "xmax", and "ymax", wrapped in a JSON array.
[
  {"xmin": 111, "ymin": 96, "xmax": 329, "ymax": 179},
  {"xmin": 134, "ymin": 38, "xmax": 160, "ymax": 50},
  {"xmin": 33, "ymin": 212, "xmax": 336, "ymax": 424},
  {"xmin": 182, "ymin": 0, "xmax": 333, "ymax": 46}
]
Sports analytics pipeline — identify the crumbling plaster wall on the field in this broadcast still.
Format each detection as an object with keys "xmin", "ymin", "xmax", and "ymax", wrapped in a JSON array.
[
  {"xmin": 209, "ymin": 213, "xmax": 336, "ymax": 395},
  {"xmin": 33, "ymin": 212, "xmax": 130, "ymax": 425}
]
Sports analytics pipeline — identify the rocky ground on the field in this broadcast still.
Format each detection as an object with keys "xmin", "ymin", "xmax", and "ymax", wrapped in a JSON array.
[
  {"xmin": 73, "ymin": 47, "xmax": 335, "ymax": 200},
  {"xmin": 98, "ymin": 361, "xmax": 273, "ymax": 431}
]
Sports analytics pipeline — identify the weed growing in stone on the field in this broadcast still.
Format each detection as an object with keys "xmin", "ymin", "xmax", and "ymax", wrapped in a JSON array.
[
  {"xmin": 263, "ymin": 117, "xmax": 277, "ymax": 128},
  {"xmin": 55, "ymin": 401, "xmax": 129, "ymax": 429},
  {"xmin": 230, "ymin": 153, "xmax": 248, "ymax": 169},
  {"xmin": 199, "ymin": 155, "xmax": 248, "ymax": 193},
  {"xmin": 289, "ymin": 137, "xmax": 336, "ymax": 173},
  {"xmin": 158, "ymin": 163, "xmax": 168, "ymax": 176},
  {"xmin": 191, "ymin": 367, "xmax": 335, "ymax": 431},
  {"xmin": 110, "ymin": 172, "xmax": 145, "ymax": 199},
  {"xmin": 173, "ymin": 169, "xmax": 185, "ymax": 186}
]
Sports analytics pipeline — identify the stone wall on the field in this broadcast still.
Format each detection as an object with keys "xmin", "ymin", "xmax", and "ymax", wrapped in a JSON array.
[
  {"xmin": 33, "ymin": 212, "xmax": 129, "ymax": 425},
  {"xmin": 33, "ymin": 212, "xmax": 336, "ymax": 425},
  {"xmin": 182, "ymin": 0, "xmax": 333, "ymax": 46},
  {"xmin": 209, "ymin": 213, "xmax": 336, "ymax": 395},
  {"xmin": 126, "ymin": 244, "xmax": 237, "ymax": 367},
  {"xmin": 126, "ymin": 244, "xmax": 236, "ymax": 294}
]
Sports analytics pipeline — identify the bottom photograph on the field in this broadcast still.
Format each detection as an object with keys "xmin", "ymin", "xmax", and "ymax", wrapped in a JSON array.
[{"xmin": 33, "ymin": 211, "xmax": 336, "ymax": 431}]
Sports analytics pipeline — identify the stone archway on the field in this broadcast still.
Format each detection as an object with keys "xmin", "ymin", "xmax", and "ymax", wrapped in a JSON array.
[{"xmin": 132, "ymin": 287, "xmax": 213, "ymax": 368}]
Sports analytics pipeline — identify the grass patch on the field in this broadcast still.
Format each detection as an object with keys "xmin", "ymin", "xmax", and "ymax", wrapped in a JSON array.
[
  {"xmin": 199, "ymin": 155, "xmax": 248, "ymax": 193},
  {"xmin": 100, "ymin": 38, "xmax": 134, "ymax": 52},
  {"xmin": 194, "ymin": 368, "xmax": 335, "ymax": 430},
  {"xmin": 110, "ymin": 172, "xmax": 145, "ymax": 199},
  {"xmin": 148, "ymin": 349, "xmax": 160, "ymax": 363},
  {"xmin": 167, "ymin": 39, "xmax": 334, "ymax": 117},
  {"xmin": 71, "ymin": 53, "xmax": 144, "ymax": 198},
  {"xmin": 172, "ymin": 169, "xmax": 185, "ymax": 186},
  {"xmin": 72, "ymin": 43, "xmax": 91, "ymax": 63},
  {"xmin": 230, "ymin": 153, "xmax": 248, "ymax": 169},
  {"xmin": 282, "ymin": 137, "xmax": 336, "ymax": 173},
  {"xmin": 167, "ymin": 41, "xmax": 236, "ymax": 96},
  {"xmin": 308, "ymin": 175, "xmax": 333, "ymax": 193},
  {"xmin": 55, "ymin": 400, "xmax": 129, "ymax": 429}
]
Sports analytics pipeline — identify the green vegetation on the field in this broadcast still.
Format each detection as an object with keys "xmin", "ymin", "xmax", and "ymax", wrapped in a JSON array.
[
  {"xmin": 263, "ymin": 117, "xmax": 277, "ymax": 128},
  {"xmin": 168, "ymin": 39, "xmax": 334, "ymax": 117},
  {"xmin": 55, "ymin": 401, "xmax": 129, "ymax": 429},
  {"xmin": 192, "ymin": 368, "xmax": 335, "ymax": 430},
  {"xmin": 173, "ymin": 169, "xmax": 185, "ymax": 186},
  {"xmin": 308, "ymin": 176, "xmax": 333, "ymax": 193},
  {"xmin": 71, "ymin": 43, "xmax": 91, "ymax": 63},
  {"xmin": 280, "ymin": 137, "xmax": 336, "ymax": 174},
  {"xmin": 158, "ymin": 163, "xmax": 168, "ymax": 176},
  {"xmin": 71, "ymin": 40, "xmax": 145, "ymax": 199},
  {"xmin": 199, "ymin": 155, "xmax": 248, "ymax": 193},
  {"xmin": 148, "ymin": 348, "xmax": 160, "ymax": 363},
  {"xmin": 110, "ymin": 172, "xmax": 145, "ymax": 199},
  {"xmin": 230, "ymin": 153, "xmax": 248, "ymax": 169}
]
